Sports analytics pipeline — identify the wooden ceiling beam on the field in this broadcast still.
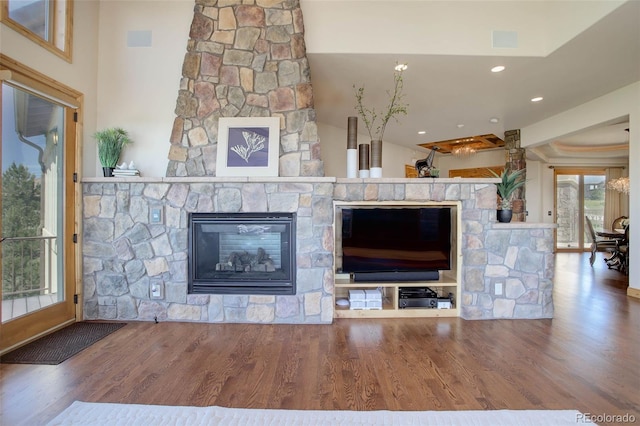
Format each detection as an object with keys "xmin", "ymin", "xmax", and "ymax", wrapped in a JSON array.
[{"xmin": 418, "ymin": 133, "xmax": 505, "ymax": 154}]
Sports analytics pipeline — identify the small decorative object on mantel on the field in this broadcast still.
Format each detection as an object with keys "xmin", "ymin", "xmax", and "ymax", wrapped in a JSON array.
[
  {"xmin": 112, "ymin": 161, "xmax": 140, "ymax": 177},
  {"xmin": 358, "ymin": 143, "xmax": 370, "ymax": 178},
  {"xmin": 370, "ymin": 139, "xmax": 382, "ymax": 178},
  {"xmin": 94, "ymin": 127, "xmax": 133, "ymax": 177},
  {"xmin": 353, "ymin": 62, "xmax": 409, "ymax": 178},
  {"xmin": 346, "ymin": 117, "xmax": 358, "ymax": 178},
  {"xmin": 488, "ymin": 167, "xmax": 526, "ymax": 223},
  {"xmin": 415, "ymin": 147, "xmax": 439, "ymax": 177}
]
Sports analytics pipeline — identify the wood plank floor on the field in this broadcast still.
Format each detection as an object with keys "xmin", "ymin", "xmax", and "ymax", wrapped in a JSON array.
[{"xmin": 1, "ymin": 253, "xmax": 638, "ymax": 425}]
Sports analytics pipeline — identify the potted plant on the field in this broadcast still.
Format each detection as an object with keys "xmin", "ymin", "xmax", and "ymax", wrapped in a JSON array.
[
  {"xmin": 488, "ymin": 167, "xmax": 526, "ymax": 222},
  {"xmin": 94, "ymin": 127, "xmax": 133, "ymax": 177},
  {"xmin": 353, "ymin": 63, "xmax": 408, "ymax": 176}
]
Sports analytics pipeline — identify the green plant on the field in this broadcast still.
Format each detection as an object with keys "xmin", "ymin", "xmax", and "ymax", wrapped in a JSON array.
[
  {"xmin": 488, "ymin": 167, "xmax": 526, "ymax": 209},
  {"xmin": 353, "ymin": 63, "xmax": 408, "ymax": 141},
  {"xmin": 94, "ymin": 128, "xmax": 132, "ymax": 168}
]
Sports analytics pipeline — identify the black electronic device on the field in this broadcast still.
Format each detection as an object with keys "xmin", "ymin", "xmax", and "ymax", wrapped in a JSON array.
[
  {"xmin": 398, "ymin": 287, "xmax": 438, "ymax": 309},
  {"xmin": 353, "ymin": 270, "xmax": 439, "ymax": 282}
]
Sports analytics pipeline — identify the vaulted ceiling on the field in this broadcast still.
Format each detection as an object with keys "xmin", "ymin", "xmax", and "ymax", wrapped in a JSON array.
[{"xmin": 305, "ymin": 0, "xmax": 639, "ymax": 163}]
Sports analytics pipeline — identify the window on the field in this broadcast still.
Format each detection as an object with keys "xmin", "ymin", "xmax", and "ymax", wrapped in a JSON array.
[
  {"xmin": 1, "ymin": 0, "xmax": 73, "ymax": 62},
  {"xmin": 555, "ymin": 169, "xmax": 606, "ymax": 250}
]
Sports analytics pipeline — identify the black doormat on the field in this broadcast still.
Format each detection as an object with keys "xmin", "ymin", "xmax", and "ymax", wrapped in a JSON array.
[{"xmin": 1, "ymin": 321, "xmax": 126, "ymax": 365}]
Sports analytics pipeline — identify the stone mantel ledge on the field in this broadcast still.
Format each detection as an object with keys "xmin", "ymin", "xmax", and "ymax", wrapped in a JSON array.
[
  {"xmin": 335, "ymin": 177, "xmax": 500, "ymax": 184},
  {"xmin": 492, "ymin": 222, "xmax": 558, "ymax": 229},
  {"xmin": 82, "ymin": 177, "xmax": 499, "ymax": 184},
  {"xmin": 82, "ymin": 176, "xmax": 338, "ymax": 184}
]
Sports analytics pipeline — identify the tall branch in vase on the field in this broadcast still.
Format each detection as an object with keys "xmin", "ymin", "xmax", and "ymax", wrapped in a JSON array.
[{"xmin": 353, "ymin": 64, "xmax": 409, "ymax": 142}]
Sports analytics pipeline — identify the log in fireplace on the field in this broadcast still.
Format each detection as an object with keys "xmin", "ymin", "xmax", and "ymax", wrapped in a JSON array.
[{"xmin": 188, "ymin": 213, "xmax": 296, "ymax": 295}]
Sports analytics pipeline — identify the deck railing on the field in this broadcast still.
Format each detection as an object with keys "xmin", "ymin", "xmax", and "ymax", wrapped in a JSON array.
[{"xmin": 1, "ymin": 235, "xmax": 57, "ymax": 299}]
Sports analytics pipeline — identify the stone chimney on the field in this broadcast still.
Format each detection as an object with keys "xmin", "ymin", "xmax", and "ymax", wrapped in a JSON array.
[{"xmin": 166, "ymin": 0, "xmax": 323, "ymax": 178}]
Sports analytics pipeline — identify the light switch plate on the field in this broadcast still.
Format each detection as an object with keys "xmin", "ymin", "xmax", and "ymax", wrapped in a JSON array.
[
  {"xmin": 150, "ymin": 282, "xmax": 164, "ymax": 299},
  {"xmin": 150, "ymin": 207, "xmax": 163, "ymax": 224}
]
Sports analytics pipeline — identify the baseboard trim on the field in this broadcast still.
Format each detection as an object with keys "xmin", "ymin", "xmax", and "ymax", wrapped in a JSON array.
[{"xmin": 627, "ymin": 287, "xmax": 640, "ymax": 300}]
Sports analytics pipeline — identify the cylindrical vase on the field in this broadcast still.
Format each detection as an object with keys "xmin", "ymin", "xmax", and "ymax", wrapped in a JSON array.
[
  {"xmin": 347, "ymin": 117, "xmax": 358, "ymax": 178},
  {"xmin": 347, "ymin": 149, "xmax": 358, "ymax": 178},
  {"xmin": 370, "ymin": 139, "xmax": 382, "ymax": 177},
  {"xmin": 358, "ymin": 143, "xmax": 370, "ymax": 178}
]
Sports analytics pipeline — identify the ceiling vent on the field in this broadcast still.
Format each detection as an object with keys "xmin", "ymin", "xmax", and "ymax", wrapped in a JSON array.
[{"xmin": 492, "ymin": 30, "xmax": 518, "ymax": 48}]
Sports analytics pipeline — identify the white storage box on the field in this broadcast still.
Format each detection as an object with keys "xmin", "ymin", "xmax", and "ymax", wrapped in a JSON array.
[
  {"xmin": 349, "ymin": 289, "xmax": 366, "ymax": 310},
  {"xmin": 348, "ymin": 289, "xmax": 366, "ymax": 301},
  {"xmin": 365, "ymin": 300, "xmax": 382, "ymax": 310},
  {"xmin": 364, "ymin": 289, "xmax": 382, "ymax": 301},
  {"xmin": 349, "ymin": 300, "xmax": 366, "ymax": 310},
  {"xmin": 437, "ymin": 300, "xmax": 452, "ymax": 309}
]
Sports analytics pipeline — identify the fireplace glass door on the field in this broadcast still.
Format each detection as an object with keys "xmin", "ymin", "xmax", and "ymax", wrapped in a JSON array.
[{"xmin": 189, "ymin": 213, "xmax": 296, "ymax": 295}]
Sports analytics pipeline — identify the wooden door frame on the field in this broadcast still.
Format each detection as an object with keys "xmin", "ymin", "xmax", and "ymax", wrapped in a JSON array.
[
  {"xmin": 553, "ymin": 167, "xmax": 606, "ymax": 252},
  {"xmin": 0, "ymin": 54, "xmax": 83, "ymax": 353}
]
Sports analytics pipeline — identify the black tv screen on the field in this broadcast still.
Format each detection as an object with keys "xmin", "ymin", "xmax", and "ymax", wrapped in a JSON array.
[{"xmin": 340, "ymin": 207, "xmax": 451, "ymax": 273}]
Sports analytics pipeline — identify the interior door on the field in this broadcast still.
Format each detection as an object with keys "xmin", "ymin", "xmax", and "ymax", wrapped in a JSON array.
[
  {"xmin": 1, "ymin": 80, "xmax": 77, "ymax": 351},
  {"xmin": 555, "ymin": 169, "xmax": 606, "ymax": 251}
]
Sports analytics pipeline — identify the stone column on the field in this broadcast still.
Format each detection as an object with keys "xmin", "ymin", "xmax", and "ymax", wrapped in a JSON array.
[
  {"xmin": 166, "ymin": 0, "xmax": 324, "ymax": 178},
  {"xmin": 504, "ymin": 129, "xmax": 526, "ymax": 222}
]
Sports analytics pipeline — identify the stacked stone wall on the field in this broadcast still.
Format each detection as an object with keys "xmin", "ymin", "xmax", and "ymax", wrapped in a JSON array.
[
  {"xmin": 82, "ymin": 178, "xmax": 555, "ymax": 323},
  {"xmin": 167, "ymin": 0, "xmax": 323, "ymax": 178},
  {"xmin": 83, "ymin": 178, "xmax": 335, "ymax": 324}
]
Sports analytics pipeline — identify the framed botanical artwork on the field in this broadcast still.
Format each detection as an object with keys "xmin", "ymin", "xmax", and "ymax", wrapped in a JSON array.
[{"xmin": 215, "ymin": 117, "xmax": 280, "ymax": 177}]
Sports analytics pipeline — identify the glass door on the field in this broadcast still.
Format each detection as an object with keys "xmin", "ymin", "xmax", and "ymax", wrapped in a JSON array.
[
  {"xmin": 1, "ymin": 80, "xmax": 76, "ymax": 350},
  {"xmin": 555, "ymin": 169, "xmax": 606, "ymax": 251}
]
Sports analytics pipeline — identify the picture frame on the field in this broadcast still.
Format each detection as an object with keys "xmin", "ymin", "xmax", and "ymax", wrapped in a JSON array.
[{"xmin": 215, "ymin": 117, "xmax": 280, "ymax": 177}]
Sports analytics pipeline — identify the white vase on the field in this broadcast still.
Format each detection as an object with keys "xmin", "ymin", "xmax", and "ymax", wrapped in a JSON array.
[{"xmin": 347, "ymin": 149, "xmax": 358, "ymax": 178}]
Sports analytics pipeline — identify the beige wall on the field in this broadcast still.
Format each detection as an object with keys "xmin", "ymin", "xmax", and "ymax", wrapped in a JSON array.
[
  {"xmin": 1, "ymin": 0, "xmax": 100, "ymax": 177},
  {"xmin": 96, "ymin": 0, "xmax": 192, "ymax": 177}
]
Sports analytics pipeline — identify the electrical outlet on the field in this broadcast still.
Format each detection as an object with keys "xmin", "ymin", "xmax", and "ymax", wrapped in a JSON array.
[
  {"xmin": 495, "ymin": 281, "xmax": 504, "ymax": 296},
  {"xmin": 150, "ymin": 282, "xmax": 164, "ymax": 299}
]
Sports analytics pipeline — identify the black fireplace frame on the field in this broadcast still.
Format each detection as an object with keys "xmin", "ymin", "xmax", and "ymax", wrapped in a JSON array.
[{"xmin": 188, "ymin": 212, "xmax": 296, "ymax": 295}]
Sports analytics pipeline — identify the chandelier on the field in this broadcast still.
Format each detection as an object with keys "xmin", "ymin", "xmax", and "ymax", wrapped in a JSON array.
[
  {"xmin": 607, "ymin": 177, "xmax": 630, "ymax": 194},
  {"xmin": 451, "ymin": 145, "xmax": 477, "ymax": 157}
]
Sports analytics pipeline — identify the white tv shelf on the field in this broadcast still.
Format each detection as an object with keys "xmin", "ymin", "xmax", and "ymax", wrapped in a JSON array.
[{"xmin": 333, "ymin": 201, "xmax": 462, "ymax": 319}]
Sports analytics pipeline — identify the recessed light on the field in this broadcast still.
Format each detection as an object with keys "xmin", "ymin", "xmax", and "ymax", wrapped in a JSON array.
[
  {"xmin": 531, "ymin": 96, "xmax": 543, "ymax": 102},
  {"xmin": 395, "ymin": 63, "xmax": 408, "ymax": 71},
  {"xmin": 456, "ymin": 124, "xmax": 465, "ymax": 128},
  {"xmin": 491, "ymin": 65, "xmax": 505, "ymax": 73},
  {"xmin": 418, "ymin": 130, "xmax": 426, "ymax": 135},
  {"xmin": 489, "ymin": 117, "xmax": 499, "ymax": 123}
]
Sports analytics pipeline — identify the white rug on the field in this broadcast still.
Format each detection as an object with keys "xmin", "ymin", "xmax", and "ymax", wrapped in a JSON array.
[{"xmin": 47, "ymin": 401, "xmax": 584, "ymax": 425}]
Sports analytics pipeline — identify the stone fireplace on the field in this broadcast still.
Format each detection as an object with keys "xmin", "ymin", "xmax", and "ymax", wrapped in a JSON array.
[
  {"xmin": 189, "ymin": 212, "xmax": 296, "ymax": 295},
  {"xmin": 80, "ymin": 0, "xmax": 556, "ymax": 324}
]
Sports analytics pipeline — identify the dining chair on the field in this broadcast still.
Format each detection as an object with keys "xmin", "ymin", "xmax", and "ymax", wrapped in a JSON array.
[
  {"xmin": 585, "ymin": 216, "xmax": 618, "ymax": 266},
  {"xmin": 611, "ymin": 216, "xmax": 628, "ymax": 231},
  {"xmin": 608, "ymin": 225, "xmax": 629, "ymax": 274}
]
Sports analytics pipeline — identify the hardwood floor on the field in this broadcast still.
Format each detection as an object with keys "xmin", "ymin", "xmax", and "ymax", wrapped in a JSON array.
[{"xmin": 1, "ymin": 253, "xmax": 638, "ymax": 425}]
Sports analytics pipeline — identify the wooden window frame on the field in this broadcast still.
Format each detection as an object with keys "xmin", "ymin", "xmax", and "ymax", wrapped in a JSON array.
[{"xmin": 0, "ymin": 0, "xmax": 74, "ymax": 62}]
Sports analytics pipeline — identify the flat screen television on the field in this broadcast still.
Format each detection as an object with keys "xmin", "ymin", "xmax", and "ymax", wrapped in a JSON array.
[{"xmin": 340, "ymin": 207, "xmax": 451, "ymax": 279}]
